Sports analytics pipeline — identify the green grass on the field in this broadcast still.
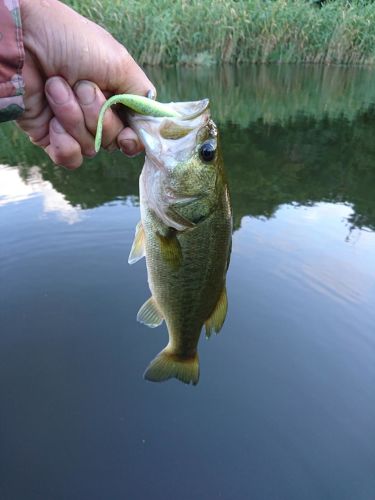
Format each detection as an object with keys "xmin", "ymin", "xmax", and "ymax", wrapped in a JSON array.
[{"xmin": 65, "ymin": 0, "xmax": 375, "ymax": 65}]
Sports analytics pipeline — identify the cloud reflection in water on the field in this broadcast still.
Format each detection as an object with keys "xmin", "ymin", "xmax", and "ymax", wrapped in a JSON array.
[{"xmin": 0, "ymin": 165, "xmax": 82, "ymax": 224}]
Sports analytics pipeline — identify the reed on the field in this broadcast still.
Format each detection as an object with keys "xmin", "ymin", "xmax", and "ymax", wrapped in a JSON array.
[
  {"xmin": 65, "ymin": 0, "xmax": 375, "ymax": 65},
  {"xmin": 2, "ymin": 65, "xmax": 375, "ymax": 151}
]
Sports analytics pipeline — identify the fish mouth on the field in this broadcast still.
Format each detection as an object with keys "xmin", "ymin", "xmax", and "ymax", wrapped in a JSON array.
[
  {"xmin": 129, "ymin": 98, "xmax": 211, "ymax": 164},
  {"xmin": 177, "ymin": 99, "xmax": 209, "ymax": 121},
  {"xmin": 130, "ymin": 98, "xmax": 210, "ymax": 134},
  {"xmin": 156, "ymin": 99, "xmax": 210, "ymax": 140}
]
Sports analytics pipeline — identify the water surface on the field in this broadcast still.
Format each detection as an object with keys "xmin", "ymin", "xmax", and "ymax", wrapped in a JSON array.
[{"xmin": 0, "ymin": 65, "xmax": 374, "ymax": 500}]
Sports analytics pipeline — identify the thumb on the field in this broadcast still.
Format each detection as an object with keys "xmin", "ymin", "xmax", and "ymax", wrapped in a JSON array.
[{"xmin": 111, "ymin": 47, "xmax": 156, "ymax": 98}]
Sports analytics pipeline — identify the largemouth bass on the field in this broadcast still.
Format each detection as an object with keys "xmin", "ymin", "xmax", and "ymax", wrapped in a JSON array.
[{"xmin": 96, "ymin": 95, "xmax": 232, "ymax": 385}]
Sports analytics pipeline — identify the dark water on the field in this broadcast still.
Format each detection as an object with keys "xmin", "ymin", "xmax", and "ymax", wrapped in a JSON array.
[{"xmin": 0, "ymin": 66, "xmax": 374, "ymax": 500}]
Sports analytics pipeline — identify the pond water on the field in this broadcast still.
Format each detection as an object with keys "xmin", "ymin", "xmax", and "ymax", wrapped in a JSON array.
[{"xmin": 0, "ymin": 65, "xmax": 374, "ymax": 500}]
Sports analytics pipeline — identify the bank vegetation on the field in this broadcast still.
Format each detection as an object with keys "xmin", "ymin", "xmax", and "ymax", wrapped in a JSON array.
[{"xmin": 66, "ymin": 0, "xmax": 375, "ymax": 65}]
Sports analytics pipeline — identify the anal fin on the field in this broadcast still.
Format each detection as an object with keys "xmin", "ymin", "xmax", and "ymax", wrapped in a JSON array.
[
  {"xmin": 137, "ymin": 297, "xmax": 164, "ymax": 328},
  {"xmin": 128, "ymin": 221, "xmax": 145, "ymax": 265},
  {"xmin": 205, "ymin": 286, "xmax": 228, "ymax": 338}
]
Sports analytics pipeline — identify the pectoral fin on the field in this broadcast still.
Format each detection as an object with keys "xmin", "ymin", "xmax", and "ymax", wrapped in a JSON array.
[
  {"xmin": 137, "ymin": 297, "xmax": 164, "ymax": 328},
  {"xmin": 205, "ymin": 286, "xmax": 228, "ymax": 338},
  {"xmin": 156, "ymin": 231, "xmax": 182, "ymax": 270},
  {"xmin": 128, "ymin": 221, "xmax": 145, "ymax": 264}
]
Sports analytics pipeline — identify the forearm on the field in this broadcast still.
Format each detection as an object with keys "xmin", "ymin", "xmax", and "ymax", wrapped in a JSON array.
[{"xmin": 0, "ymin": 0, "xmax": 25, "ymax": 122}]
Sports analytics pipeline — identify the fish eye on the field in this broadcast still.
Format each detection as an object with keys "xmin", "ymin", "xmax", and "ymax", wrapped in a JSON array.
[{"xmin": 199, "ymin": 141, "xmax": 216, "ymax": 162}]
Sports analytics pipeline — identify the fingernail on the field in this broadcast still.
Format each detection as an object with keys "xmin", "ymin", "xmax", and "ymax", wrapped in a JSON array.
[
  {"xmin": 46, "ymin": 77, "xmax": 70, "ymax": 105},
  {"xmin": 146, "ymin": 89, "xmax": 157, "ymax": 100},
  {"xmin": 120, "ymin": 139, "xmax": 138, "ymax": 156},
  {"xmin": 75, "ymin": 82, "xmax": 96, "ymax": 105},
  {"xmin": 51, "ymin": 119, "xmax": 65, "ymax": 134}
]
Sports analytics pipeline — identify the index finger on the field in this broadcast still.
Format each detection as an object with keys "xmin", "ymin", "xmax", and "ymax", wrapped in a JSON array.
[{"xmin": 110, "ymin": 47, "xmax": 156, "ymax": 97}]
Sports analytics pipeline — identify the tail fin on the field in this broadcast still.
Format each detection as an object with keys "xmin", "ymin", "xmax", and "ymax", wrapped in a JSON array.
[{"xmin": 143, "ymin": 348, "xmax": 199, "ymax": 385}]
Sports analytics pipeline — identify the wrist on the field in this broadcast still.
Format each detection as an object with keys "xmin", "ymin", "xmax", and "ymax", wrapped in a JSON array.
[
  {"xmin": 19, "ymin": 0, "xmax": 61, "ymax": 54},
  {"xmin": 19, "ymin": 0, "xmax": 39, "ymax": 55},
  {"xmin": 19, "ymin": 0, "xmax": 37, "ymax": 27},
  {"xmin": 18, "ymin": 0, "xmax": 83, "ymax": 77}
]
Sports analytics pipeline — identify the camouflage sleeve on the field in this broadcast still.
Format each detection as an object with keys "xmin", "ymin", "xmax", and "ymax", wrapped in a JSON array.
[{"xmin": 0, "ymin": 0, "xmax": 25, "ymax": 122}]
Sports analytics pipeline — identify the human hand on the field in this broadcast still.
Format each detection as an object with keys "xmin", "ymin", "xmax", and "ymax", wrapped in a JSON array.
[{"xmin": 18, "ymin": 0, "xmax": 156, "ymax": 169}]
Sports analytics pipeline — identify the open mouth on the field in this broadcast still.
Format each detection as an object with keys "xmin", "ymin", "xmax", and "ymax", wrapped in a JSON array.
[
  {"xmin": 179, "ymin": 98, "xmax": 209, "ymax": 121},
  {"xmin": 129, "ymin": 98, "xmax": 211, "ymax": 164}
]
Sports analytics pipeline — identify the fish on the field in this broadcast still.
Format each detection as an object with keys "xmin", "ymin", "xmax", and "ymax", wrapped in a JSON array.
[{"xmin": 95, "ymin": 95, "xmax": 232, "ymax": 385}]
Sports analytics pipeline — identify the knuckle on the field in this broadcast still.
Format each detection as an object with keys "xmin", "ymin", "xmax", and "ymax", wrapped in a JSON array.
[
  {"xmin": 102, "ymin": 122, "xmax": 123, "ymax": 148},
  {"xmin": 30, "ymin": 133, "xmax": 49, "ymax": 148},
  {"xmin": 117, "ymin": 44, "xmax": 131, "ymax": 62},
  {"xmin": 56, "ymin": 101, "xmax": 82, "ymax": 124},
  {"xmin": 114, "ymin": 45, "xmax": 136, "ymax": 75}
]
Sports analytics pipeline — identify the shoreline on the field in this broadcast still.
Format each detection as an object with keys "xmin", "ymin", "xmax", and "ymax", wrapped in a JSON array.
[{"xmin": 66, "ymin": 0, "xmax": 375, "ymax": 66}]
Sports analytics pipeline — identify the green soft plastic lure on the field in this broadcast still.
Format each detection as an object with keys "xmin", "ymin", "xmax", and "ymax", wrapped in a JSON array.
[{"xmin": 94, "ymin": 94, "xmax": 181, "ymax": 153}]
